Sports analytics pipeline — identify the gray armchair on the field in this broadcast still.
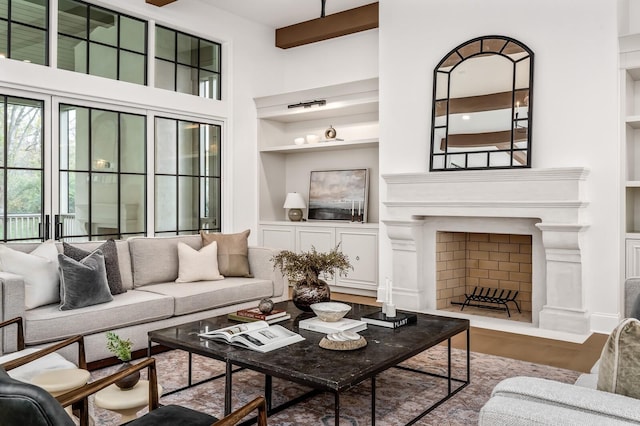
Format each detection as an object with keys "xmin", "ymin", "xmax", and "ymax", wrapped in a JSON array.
[{"xmin": 0, "ymin": 357, "xmax": 268, "ymax": 426}]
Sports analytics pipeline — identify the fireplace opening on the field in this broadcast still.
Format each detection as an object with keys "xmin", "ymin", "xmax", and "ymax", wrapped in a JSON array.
[{"xmin": 436, "ymin": 231, "xmax": 532, "ymax": 323}]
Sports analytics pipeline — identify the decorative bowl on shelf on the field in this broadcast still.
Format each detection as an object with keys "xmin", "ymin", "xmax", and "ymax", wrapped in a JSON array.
[
  {"xmin": 310, "ymin": 302, "xmax": 351, "ymax": 322},
  {"xmin": 306, "ymin": 134, "xmax": 320, "ymax": 144},
  {"xmin": 294, "ymin": 137, "xmax": 305, "ymax": 145}
]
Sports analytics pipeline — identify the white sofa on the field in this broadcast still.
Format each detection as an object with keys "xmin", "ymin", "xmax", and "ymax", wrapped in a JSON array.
[
  {"xmin": 479, "ymin": 278, "xmax": 640, "ymax": 425},
  {"xmin": 0, "ymin": 235, "xmax": 286, "ymax": 363}
]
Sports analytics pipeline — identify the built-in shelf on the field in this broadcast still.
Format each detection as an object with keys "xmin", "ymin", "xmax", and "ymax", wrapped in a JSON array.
[
  {"xmin": 260, "ymin": 220, "xmax": 379, "ymax": 228},
  {"xmin": 259, "ymin": 138, "xmax": 378, "ymax": 154},
  {"xmin": 627, "ymin": 232, "xmax": 640, "ymax": 238},
  {"xmin": 627, "ymin": 116, "xmax": 640, "ymax": 129},
  {"xmin": 627, "ymin": 181, "xmax": 640, "ymax": 187}
]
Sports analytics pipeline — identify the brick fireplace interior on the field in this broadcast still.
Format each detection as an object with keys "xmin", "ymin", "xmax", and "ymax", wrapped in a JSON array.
[{"xmin": 436, "ymin": 231, "xmax": 532, "ymax": 323}]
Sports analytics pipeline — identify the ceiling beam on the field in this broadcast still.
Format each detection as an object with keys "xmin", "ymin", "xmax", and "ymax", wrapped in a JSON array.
[
  {"xmin": 145, "ymin": 0, "xmax": 177, "ymax": 6},
  {"xmin": 276, "ymin": 2, "xmax": 378, "ymax": 49}
]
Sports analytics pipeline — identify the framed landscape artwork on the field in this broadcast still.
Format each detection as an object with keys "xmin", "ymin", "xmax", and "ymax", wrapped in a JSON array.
[{"xmin": 308, "ymin": 169, "xmax": 369, "ymax": 222}]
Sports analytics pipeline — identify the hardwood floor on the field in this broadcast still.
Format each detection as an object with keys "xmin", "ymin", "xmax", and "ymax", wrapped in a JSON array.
[{"xmin": 331, "ymin": 292, "xmax": 608, "ymax": 373}]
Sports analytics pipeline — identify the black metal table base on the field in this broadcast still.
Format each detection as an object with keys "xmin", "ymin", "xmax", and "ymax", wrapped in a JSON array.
[{"xmin": 229, "ymin": 329, "xmax": 470, "ymax": 426}]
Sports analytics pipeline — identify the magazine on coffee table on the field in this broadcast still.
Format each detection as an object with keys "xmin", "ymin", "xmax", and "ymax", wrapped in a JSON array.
[{"xmin": 198, "ymin": 320, "xmax": 304, "ymax": 353}]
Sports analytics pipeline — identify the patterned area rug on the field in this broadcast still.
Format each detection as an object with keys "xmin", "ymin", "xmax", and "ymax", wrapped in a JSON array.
[{"xmin": 88, "ymin": 346, "xmax": 579, "ymax": 425}]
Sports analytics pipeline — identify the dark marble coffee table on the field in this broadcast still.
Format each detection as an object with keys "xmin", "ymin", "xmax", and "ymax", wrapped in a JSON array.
[{"xmin": 148, "ymin": 301, "xmax": 470, "ymax": 425}]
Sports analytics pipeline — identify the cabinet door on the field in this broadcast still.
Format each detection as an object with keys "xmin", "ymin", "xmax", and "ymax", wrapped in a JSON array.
[
  {"xmin": 336, "ymin": 228, "xmax": 378, "ymax": 289},
  {"xmin": 260, "ymin": 226, "xmax": 295, "ymax": 250},
  {"xmin": 626, "ymin": 239, "xmax": 640, "ymax": 278},
  {"xmin": 296, "ymin": 227, "xmax": 336, "ymax": 283}
]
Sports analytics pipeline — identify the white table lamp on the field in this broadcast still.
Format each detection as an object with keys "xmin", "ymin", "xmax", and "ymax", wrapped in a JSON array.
[{"xmin": 284, "ymin": 192, "xmax": 306, "ymax": 221}]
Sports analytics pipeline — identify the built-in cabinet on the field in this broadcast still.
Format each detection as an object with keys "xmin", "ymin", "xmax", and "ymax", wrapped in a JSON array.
[
  {"xmin": 621, "ymin": 35, "xmax": 640, "ymax": 277},
  {"xmin": 260, "ymin": 222, "xmax": 378, "ymax": 295},
  {"xmin": 255, "ymin": 79, "xmax": 379, "ymax": 296}
]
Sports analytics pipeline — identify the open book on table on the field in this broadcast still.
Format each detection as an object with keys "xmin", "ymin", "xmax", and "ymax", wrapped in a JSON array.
[{"xmin": 198, "ymin": 320, "xmax": 304, "ymax": 353}]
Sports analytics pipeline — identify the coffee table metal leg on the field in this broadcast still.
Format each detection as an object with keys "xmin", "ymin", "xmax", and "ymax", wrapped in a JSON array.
[
  {"xmin": 334, "ymin": 392, "xmax": 340, "ymax": 425},
  {"xmin": 225, "ymin": 360, "xmax": 232, "ymax": 415},
  {"xmin": 447, "ymin": 337, "xmax": 452, "ymax": 394},
  {"xmin": 371, "ymin": 376, "xmax": 376, "ymax": 426},
  {"xmin": 265, "ymin": 375, "xmax": 273, "ymax": 411}
]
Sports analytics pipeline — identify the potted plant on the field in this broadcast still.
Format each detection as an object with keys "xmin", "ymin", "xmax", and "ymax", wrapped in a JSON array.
[
  {"xmin": 272, "ymin": 245, "xmax": 352, "ymax": 311},
  {"xmin": 106, "ymin": 331, "xmax": 140, "ymax": 389}
]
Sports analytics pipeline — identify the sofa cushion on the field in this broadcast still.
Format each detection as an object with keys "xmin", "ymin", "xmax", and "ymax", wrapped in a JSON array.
[
  {"xmin": 62, "ymin": 240, "xmax": 125, "ymax": 295},
  {"xmin": 201, "ymin": 230, "xmax": 252, "ymax": 277},
  {"xmin": 58, "ymin": 251, "xmax": 113, "ymax": 311},
  {"xmin": 176, "ymin": 242, "xmax": 224, "ymax": 283},
  {"xmin": 597, "ymin": 318, "xmax": 640, "ymax": 399},
  {"xmin": 23, "ymin": 290, "xmax": 174, "ymax": 345},
  {"xmin": 128, "ymin": 235, "xmax": 201, "ymax": 287},
  {"xmin": 0, "ymin": 241, "xmax": 59, "ymax": 310},
  {"xmin": 135, "ymin": 277, "xmax": 273, "ymax": 316}
]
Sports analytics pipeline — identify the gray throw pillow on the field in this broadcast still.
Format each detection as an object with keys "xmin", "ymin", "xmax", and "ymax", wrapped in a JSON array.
[
  {"xmin": 63, "ymin": 240, "xmax": 125, "ymax": 295},
  {"xmin": 58, "ymin": 250, "xmax": 113, "ymax": 311}
]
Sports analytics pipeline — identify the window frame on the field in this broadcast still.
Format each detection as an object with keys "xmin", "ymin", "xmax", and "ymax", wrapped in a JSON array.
[
  {"xmin": 56, "ymin": 0, "xmax": 148, "ymax": 85},
  {"xmin": 154, "ymin": 24, "xmax": 222, "ymax": 100},
  {"xmin": 1, "ymin": 0, "xmax": 50, "ymax": 65}
]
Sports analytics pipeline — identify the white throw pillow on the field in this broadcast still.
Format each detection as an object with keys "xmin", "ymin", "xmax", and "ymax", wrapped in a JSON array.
[
  {"xmin": 175, "ymin": 241, "xmax": 224, "ymax": 283},
  {"xmin": 0, "ymin": 241, "xmax": 60, "ymax": 309}
]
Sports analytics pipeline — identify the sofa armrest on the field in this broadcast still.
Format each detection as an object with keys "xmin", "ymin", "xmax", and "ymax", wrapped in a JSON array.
[
  {"xmin": 248, "ymin": 247, "xmax": 285, "ymax": 297},
  {"xmin": 480, "ymin": 376, "xmax": 640, "ymax": 424},
  {"xmin": 0, "ymin": 272, "xmax": 26, "ymax": 354}
]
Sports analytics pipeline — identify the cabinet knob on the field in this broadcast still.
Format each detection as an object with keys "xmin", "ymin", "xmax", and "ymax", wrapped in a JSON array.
[{"xmin": 356, "ymin": 256, "xmax": 360, "ymax": 261}]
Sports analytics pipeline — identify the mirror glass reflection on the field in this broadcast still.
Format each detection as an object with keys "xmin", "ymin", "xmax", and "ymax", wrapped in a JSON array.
[{"xmin": 431, "ymin": 36, "xmax": 533, "ymax": 170}]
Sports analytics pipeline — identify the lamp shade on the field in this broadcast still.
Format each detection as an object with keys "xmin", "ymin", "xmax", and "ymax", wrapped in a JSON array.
[{"xmin": 283, "ymin": 192, "xmax": 306, "ymax": 209}]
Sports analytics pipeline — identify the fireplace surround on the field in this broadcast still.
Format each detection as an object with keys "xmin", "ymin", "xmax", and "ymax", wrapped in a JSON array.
[{"xmin": 382, "ymin": 167, "xmax": 590, "ymax": 335}]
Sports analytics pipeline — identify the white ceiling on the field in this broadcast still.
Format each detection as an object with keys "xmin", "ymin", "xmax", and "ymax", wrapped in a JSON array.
[{"xmin": 205, "ymin": 0, "xmax": 375, "ymax": 28}]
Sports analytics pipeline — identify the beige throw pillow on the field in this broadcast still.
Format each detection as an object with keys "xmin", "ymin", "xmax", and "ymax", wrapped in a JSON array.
[
  {"xmin": 200, "ymin": 229, "xmax": 252, "ymax": 277},
  {"xmin": 176, "ymin": 241, "xmax": 224, "ymax": 283},
  {"xmin": 597, "ymin": 317, "xmax": 640, "ymax": 399}
]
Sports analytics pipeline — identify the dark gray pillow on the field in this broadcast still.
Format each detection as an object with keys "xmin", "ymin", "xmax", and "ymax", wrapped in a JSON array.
[
  {"xmin": 63, "ymin": 240, "xmax": 125, "ymax": 295},
  {"xmin": 58, "ymin": 250, "xmax": 113, "ymax": 311}
]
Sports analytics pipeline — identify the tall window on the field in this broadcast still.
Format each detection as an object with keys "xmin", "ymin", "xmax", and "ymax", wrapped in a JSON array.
[
  {"xmin": 0, "ymin": 0, "xmax": 49, "ymax": 65},
  {"xmin": 57, "ymin": 0, "xmax": 147, "ymax": 85},
  {"xmin": 0, "ymin": 95, "xmax": 44, "ymax": 241},
  {"xmin": 155, "ymin": 26, "xmax": 221, "ymax": 100},
  {"xmin": 155, "ymin": 117, "xmax": 221, "ymax": 235},
  {"xmin": 59, "ymin": 104, "xmax": 146, "ymax": 241}
]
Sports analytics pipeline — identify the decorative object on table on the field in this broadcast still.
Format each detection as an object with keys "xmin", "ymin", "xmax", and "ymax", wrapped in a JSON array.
[
  {"xmin": 258, "ymin": 298, "xmax": 275, "ymax": 314},
  {"xmin": 305, "ymin": 134, "xmax": 320, "ymax": 144},
  {"xmin": 381, "ymin": 277, "xmax": 397, "ymax": 317},
  {"xmin": 237, "ymin": 306, "xmax": 286, "ymax": 321},
  {"xmin": 319, "ymin": 331, "xmax": 367, "ymax": 350},
  {"xmin": 299, "ymin": 316, "xmax": 367, "ymax": 334},
  {"xmin": 324, "ymin": 125, "xmax": 337, "ymax": 140},
  {"xmin": 310, "ymin": 302, "xmax": 351, "ymax": 322},
  {"xmin": 307, "ymin": 169, "xmax": 369, "ymax": 222},
  {"xmin": 106, "ymin": 331, "xmax": 140, "ymax": 390},
  {"xmin": 271, "ymin": 245, "xmax": 352, "ymax": 311},
  {"xmin": 360, "ymin": 311, "xmax": 417, "ymax": 329},
  {"xmin": 294, "ymin": 137, "xmax": 305, "ymax": 145},
  {"xmin": 283, "ymin": 192, "xmax": 306, "ymax": 222}
]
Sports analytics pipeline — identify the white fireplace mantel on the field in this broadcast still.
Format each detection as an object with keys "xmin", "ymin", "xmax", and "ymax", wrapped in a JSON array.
[{"xmin": 382, "ymin": 167, "xmax": 591, "ymax": 335}]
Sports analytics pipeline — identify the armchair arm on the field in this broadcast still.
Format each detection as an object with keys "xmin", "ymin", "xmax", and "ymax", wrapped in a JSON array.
[
  {"xmin": 57, "ymin": 357, "xmax": 159, "ymax": 426},
  {"xmin": 1, "ymin": 334, "xmax": 86, "ymax": 371},
  {"xmin": 213, "ymin": 396, "xmax": 267, "ymax": 426},
  {"xmin": 0, "ymin": 317, "xmax": 24, "ymax": 351}
]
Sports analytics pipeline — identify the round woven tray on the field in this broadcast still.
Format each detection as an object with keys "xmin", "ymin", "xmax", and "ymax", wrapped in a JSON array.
[{"xmin": 319, "ymin": 336, "xmax": 367, "ymax": 351}]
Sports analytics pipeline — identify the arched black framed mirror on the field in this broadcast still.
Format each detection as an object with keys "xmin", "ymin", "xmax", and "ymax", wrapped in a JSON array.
[{"xmin": 430, "ymin": 35, "xmax": 534, "ymax": 171}]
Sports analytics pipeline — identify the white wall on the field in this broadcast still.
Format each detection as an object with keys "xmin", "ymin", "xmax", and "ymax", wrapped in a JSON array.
[{"xmin": 378, "ymin": 0, "xmax": 620, "ymax": 333}]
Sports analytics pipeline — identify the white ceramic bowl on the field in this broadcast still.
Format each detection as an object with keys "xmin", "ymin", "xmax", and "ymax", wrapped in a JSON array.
[
  {"xmin": 310, "ymin": 302, "xmax": 352, "ymax": 322},
  {"xmin": 306, "ymin": 134, "xmax": 320, "ymax": 144},
  {"xmin": 294, "ymin": 137, "xmax": 305, "ymax": 145}
]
